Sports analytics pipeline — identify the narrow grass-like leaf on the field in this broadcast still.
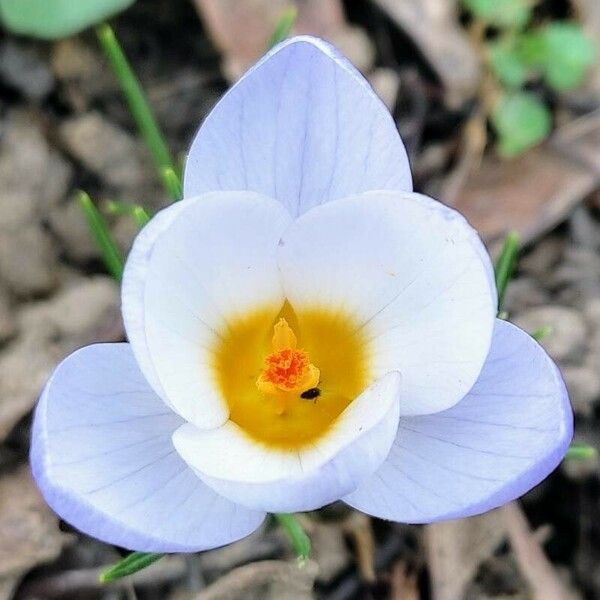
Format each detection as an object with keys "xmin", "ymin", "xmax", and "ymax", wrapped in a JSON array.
[
  {"xmin": 566, "ymin": 443, "xmax": 597, "ymax": 460},
  {"xmin": 494, "ymin": 231, "xmax": 519, "ymax": 312},
  {"xmin": 78, "ymin": 191, "xmax": 124, "ymax": 281},
  {"xmin": 267, "ymin": 6, "xmax": 297, "ymax": 49},
  {"xmin": 100, "ymin": 552, "xmax": 164, "ymax": 583},
  {"xmin": 161, "ymin": 166, "xmax": 183, "ymax": 202},
  {"xmin": 133, "ymin": 205, "xmax": 151, "ymax": 227},
  {"xmin": 105, "ymin": 200, "xmax": 151, "ymax": 227},
  {"xmin": 531, "ymin": 324, "xmax": 552, "ymax": 342},
  {"xmin": 96, "ymin": 24, "xmax": 175, "ymax": 194},
  {"xmin": 274, "ymin": 513, "xmax": 311, "ymax": 560}
]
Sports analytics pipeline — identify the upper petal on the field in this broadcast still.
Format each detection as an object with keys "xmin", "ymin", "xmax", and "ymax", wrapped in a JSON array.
[
  {"xmin": 31, "ymin": 344, "xmax": 265, "ymax": 552},
  {"xmin": 172, "ymin": 372, "xmax": 401, "ymax": 513},
  {"xmin": 138, "ymin": 192, "xmax": 292, "ymax": 429},
  {"xmin": 183, "ymin": 36, "xmax": 412, "ymax": 217},
  {"xmin": 343, "ymin": 320, "xmax": 573, "ymax": 523},
  {"xmin": 277, "ymin": 190, "xmax": 497, "ymax": 415}
]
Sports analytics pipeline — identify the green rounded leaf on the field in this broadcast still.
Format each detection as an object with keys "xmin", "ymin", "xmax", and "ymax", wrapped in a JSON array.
[
  {"xmin": 0, "ymin": 0, "xmax": 136, "ymax": 39},
  {"xmin": 462, "ymin": 0, "xmax": 531, "ymax": 29},
  {"xmin": 491, "ymin": 92, "xmax": 551, "ymax": 157},
  {"xmin": 489, "ymin": 42, "xmax": 529, "ymax": 88},
  {"xmin": 540, "ymin": 23, "xmax": 596, "ymax": 90}
]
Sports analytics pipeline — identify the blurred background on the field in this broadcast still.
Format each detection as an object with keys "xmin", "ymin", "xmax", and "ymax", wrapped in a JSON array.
[{"xmin": 0, "ymin": 0, "xmax": 599, "ymax": 598}]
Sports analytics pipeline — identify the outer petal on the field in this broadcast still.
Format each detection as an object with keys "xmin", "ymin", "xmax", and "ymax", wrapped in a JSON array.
[
  {"xmin": 173, "ymin": 372, "xmax": 401, "ymax": 513},
  {"xmin": 183, "ymin": 36, "xmax": 412, "ymax": 217},
  {"xmin": 31, "ymin": 344, "xmax": 265, "ymax": 552},
  {"xmin": 122, "ymin": 200, "xmax": 190, "ymax": 402},
  {"xmin": 278, "ymin": 190, "xmax": 496, "ymax": 415},
  {"xmin": 142, "ymin": 192, "xmax": 292, "ymax": 429},
  {"xmin": 344, "ymin": 320, "xmax": 572, "ymax": 523}
]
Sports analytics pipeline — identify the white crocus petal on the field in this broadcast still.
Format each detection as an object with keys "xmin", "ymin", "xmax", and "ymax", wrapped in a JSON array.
[
  {"xmin": 122, "ymin": 199, "xmax": 190, "ymax": 403},
  {"xmin": 278, "ymin": 190, "xmax": 496, "ymax": 416},
  {"xmin": 31, "ymin": 344, "xmax": 265, "ymax": 552},
  {"xmin": 344, "ymin": 320, "xmax": 572, "ymax": 522},
  {"xmin": 408, "ymin": 193, "xmax": 498, "ymax": 309},
  {"xmin": 142, "ymin": 192, "xmax": 292, "ymax": 430},
  {"xmin": 172, "ymin": 372, "xmax": 401, "ymax": 513},
  {"xmin": 183, "ymin": 36, "xmax": 412, "ymax": 217}
]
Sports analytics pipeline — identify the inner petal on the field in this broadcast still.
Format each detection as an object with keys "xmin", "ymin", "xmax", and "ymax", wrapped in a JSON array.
[{"xmin": 212, "ymin": 302, "xmax": 371, "ymax": 449}]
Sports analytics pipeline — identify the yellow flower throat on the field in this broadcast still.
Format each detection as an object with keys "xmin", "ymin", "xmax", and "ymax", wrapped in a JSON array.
[{"xmin": 212, "ymin": 303, "xmax": 370, "ymax": 449}]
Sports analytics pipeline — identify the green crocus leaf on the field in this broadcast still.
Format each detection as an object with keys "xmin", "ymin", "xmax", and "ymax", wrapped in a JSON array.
[
  {"xmin": 0, "ymin": 0, "xmax": 136, "ymax": 39},
  {"xmin": 462, "ymin": 0, "xmax": 531, "ymax": 29},
  {"xmin": 489, "ymin": 42, "xmax": 529, "ymax": 88},
  {"xmin": 491, "ymin": 92, "xmax": 551, "ymax": 157},
  {"xmin": 538, "ymin": 23, "xmax": 596, "ymax": 90}
]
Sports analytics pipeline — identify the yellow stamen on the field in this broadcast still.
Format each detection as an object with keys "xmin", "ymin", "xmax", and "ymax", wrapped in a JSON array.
[{"xmin": 256, "ymin": 319, "xmax": 320, "ymax": 413}]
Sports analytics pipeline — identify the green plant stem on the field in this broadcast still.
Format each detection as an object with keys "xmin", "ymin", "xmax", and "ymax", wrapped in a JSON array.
[
  {"xmin": 495, "ymin": 231, "xmax": 520, "ymax": 312},
  {"xmin": 274, "ymin": 513, "xmax": 311, "ymax": 560},
  {"xmin": 100, "ymin": 552, "xmax": 163, "ymax": 583},
  {"xmin": 566, "ymin": 443, "xmax": 597, "ymax": 460},
  {"xmin": 96, "ymin": 23, "xmax": 176, "ymax": 195},
  {"xmin": 161, "ymin": 166, "xmax": 183, "ymax": 201},
  {"xmin": 267, "ymin": 6, "xmax": 298, "ymax": 49},
  {"xmin": 531, "ymin": 324, "xmax": 552, "ymax": 342},
  {"xmin": 78, "ymin": 191, "xmax": 124, "ymax": 281}
]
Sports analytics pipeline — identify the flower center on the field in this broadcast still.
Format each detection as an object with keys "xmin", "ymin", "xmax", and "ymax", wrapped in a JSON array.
[
  {"xmin": 211, "ymin": 303, "xmax": 370, "ymax": 449},
  {"xmin": 256, "ymin": 318, "xmax": 321, "ymax": 415}
]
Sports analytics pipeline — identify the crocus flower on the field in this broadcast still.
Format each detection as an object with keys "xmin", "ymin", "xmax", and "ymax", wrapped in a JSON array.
[{"xmin": 31, "ymin": 36, "xmax": 572, "ymax": 553}]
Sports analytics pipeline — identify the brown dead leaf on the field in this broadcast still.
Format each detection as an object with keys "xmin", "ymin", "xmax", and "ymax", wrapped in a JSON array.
[
  {"xmin": 192, "ymin": 560, "xmax": 318, "ymax": 600},
  {"xmin": 450, "ymin": 112, "xmax": 600, "ymax": 254},
  {"xmin": 371, "ymin": 0, "xmax": 480, "ymax": 107},
  {"xmin": 0, "ymin": 465, "xmax": 72, "ymax": 595},
  {"xmin": 425, "ymin": 510, "xmax": 507, "ymax": 600},
  {"xmin": 192, "ymin": 0, "xmax": 374, "ymax": 80}
]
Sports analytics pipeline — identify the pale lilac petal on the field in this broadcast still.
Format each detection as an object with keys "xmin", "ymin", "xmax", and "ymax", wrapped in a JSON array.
[
  {"xmin": 31, "ymin": 344, "xmax": 265, "ymax": 552},
  {"xmin": 184, "ymin": 36, "xmax": 412, "ymax": 217},
  {"xmin": 277, "ymin": 190, "xmax": 496, "ymax": 415},
  {"xmin": 344, "ymin": 320, "xmax": 572, "ymax": 522},
  {"xmin": 173, "ymin": 372, "xmax": 401, "ymax": 513}
]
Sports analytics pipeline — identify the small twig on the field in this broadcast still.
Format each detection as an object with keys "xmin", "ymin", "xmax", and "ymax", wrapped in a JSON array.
[
  {"xmin": 503, "ymin": 502, "xmax": 572, "ymax": 600},
  {"xmin": 343, "ymin": 512, "xmax": 376, "ymax": 584}
]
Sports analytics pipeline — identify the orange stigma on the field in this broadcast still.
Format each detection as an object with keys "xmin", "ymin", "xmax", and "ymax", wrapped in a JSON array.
[{"xmin": 256, "ymin": 318, "xmax": 320, "ymax": 414}]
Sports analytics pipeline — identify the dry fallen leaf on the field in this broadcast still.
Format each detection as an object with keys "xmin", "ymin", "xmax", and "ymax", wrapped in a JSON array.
[
  {"xmin": 450, "ymin": 112, "xmax": 600, "ymax": 254},
  {"xmin": 0, "ymin": 465, "xmax": 72, "ymax": 598},
  {"xmin": 425, "ymin": 510, "xmax": 507, "ymax": 600},
  {"xmin": 191, "ymin": 0, "xmax": 374, "ymax": 80},
  {"xmin": 370, "ymin": 0, "xmax": 480, "ymax": 107}
]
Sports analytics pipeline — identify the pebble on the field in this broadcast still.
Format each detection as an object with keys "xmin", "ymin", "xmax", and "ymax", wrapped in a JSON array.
[
  {"xmin": 0, "ymin": 276, "xmax": 120, "ymax": 440},
  {"xmin": 519, "ymin": 236, "xmax": 563, "ymax": 279},
  {"xmin": 562, "ymin": 363, "xmax": 600, "ymax": 417},
  {"xmin": 58, "ymin": 112, "xmax": 150, "ymax": 192},
  {"xmin": 0, "ymin": 110, "xmax": 72, "ymax": 231},
  {"xmin": 369, "ymin": 68, "xmax": 400, "ymax": 111},
  {"xmin": 513, "ymin": 305, "xmax": 587, "ymax": 363},
  {"xmin": 0, "ymin": 40, "xmax": 55, "ymax": 101},
  {"xmin": 0, "ymin": 226, "xmax": 58, "ymax": 297},
  {"xmin": 0, "ymin": 289, "xmax": 16, "ymax": 344},
  {"xmin": 503, "ymin": 277, "xmax": 550, "ymax": 314},
  {"xmin": 48, "ymin": 195, "xmax": 102, "ymax": 263}
]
